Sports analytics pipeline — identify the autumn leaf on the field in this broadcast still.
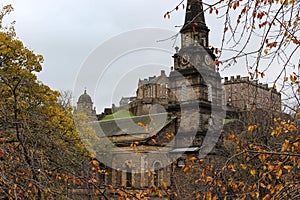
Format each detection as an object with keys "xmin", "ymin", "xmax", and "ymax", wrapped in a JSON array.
[
  {"xmin": 88, "ymin": 178, "xmax": 97, "ymax": 183},
  {"xmin": 155, "ymin": 190, "xmax": 163, "ymax": 198},
  {"xmin": 137, "ymin": 122, "xmax": 145, "ymax": 128},
  {"xmin": 240, "ymin": 164, "xmax": 247, "ymax": 170},
  {"xmin": 226, "ymin": 134, "xmax": 236, "ymax": 140},
  {"xmin": 283, "ymin": 165, "xmax": 292, "ymax": 172},
  {"xmin": 90, "ymin": 160, "xmax": 99, "ymax": 166},
  {"xmin": 189, "ymin": 157, "xmax": 197, "ymax": 162},
  {"xmin": 262, "ymin": 194, "xmax": 271, "ymax": 200},
  {"xmin": 276, "ymin": 169, "xmax": 283, "ymax": 179},
  {"xmin": 250, "ymin": 169, "xmax": 256, "ymax": 176}
]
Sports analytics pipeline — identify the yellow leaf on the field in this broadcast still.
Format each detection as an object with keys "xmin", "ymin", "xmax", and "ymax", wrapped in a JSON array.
[
  {"xmin": 281, "ymin": 140, "xmax": 290, "ymax": 152},
  {"xmin": 260, "ymin": 182, "xmax": 266, "ymax": 188},
  {"xmin": 240, "ymin": 164, "xmax": 247, "ymax": 170},
  {"xmin": 189, "ymin": 157, "xmax": 197, "ymax": 162},
  {"xmin": 183, "ymin": 166, "xmax": 190, "ymax": 173},
  {"xmin": 276, "ymin": 169, "xmax": 283, "ymax": 179},
  {"xmin": 251, "ymin": 191, "xmax": 260, "ymax": 198},
  {"xmin": 232, "ymin": 184, "xmax": 238, "ymax": 191},
  {"xmin": 248, "ymin": 125, "xmax": 254, "ymax": 132},
  {"xmin": 264, "ymin": 49, "xmax": 268, "ymax": 54},
  {"xmin": 90, "ymin": 160, "xmax": 99, "ymax": 166},
  {"xmin": 88, "ymin": 178, "xmax": 97, "ymax": 183},
  {"xmin": 283, "ymin": 165, "xmax": 292, "ymax": 172},
  {"xmin": 226, "ymin": 134, "xmax": 236, "ymax": 140},
  {"xmin": 157, "ymin": 190, "xmax": 163, "ymax": 197},
  {"xmin": 137, "ymin": 122, "xmax": 145, "ymax": 128},
  {"xmin": 160, "ymin": 182, "xmax": 167, "ymax": 190},
  {"xmin": 250, "ymin": 169, "xmax": 256, "ymax": 176},
  {"xmin": 248, "ymin": 124, "xmax": 258, "ymax": 132},
  {"xmin": 262, "ymin": 194, "xmax": 271, "ymax": 200},
  {"xmin": 268, "ymin": 173, "xmax": 272, "ymax": 181},
  {"xmin": 206, "ymin": 176, "xmax": 213, "ymax": 183}
]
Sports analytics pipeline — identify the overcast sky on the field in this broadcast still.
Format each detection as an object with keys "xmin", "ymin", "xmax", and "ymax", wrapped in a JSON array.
[{"xmin": 2, "ymin": 0, "xmax": 259, "ymax": 111}]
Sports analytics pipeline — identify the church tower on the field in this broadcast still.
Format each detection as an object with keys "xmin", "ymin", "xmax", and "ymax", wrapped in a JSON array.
[{"xmin": 168, "ymin": 0, "xmax": 222, "ymax": 148}]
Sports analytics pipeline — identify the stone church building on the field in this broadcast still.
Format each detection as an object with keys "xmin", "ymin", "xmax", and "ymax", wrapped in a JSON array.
[{"xmin": 74, "ymin": 0, "xmax": 282, "ymax": 199}]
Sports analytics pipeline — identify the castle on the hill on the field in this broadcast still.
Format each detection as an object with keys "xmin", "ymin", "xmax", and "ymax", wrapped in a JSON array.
[{"xmin": 73, "ymin": 0, "xmax": 281, "ymax": 199}]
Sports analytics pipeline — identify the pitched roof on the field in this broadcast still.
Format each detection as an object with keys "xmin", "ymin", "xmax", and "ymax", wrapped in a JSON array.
[
  {"xmin": 181, "ymin": 0, "xmax": 209, "ymax": 33},
  {"xmin": 90, "ymin": 113, "xmax": 175, "ymax": 144}
]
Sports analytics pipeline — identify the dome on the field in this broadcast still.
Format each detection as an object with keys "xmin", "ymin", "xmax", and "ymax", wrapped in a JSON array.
[{"xmin": 78, "ymin": 90, "xmax": 92, "ymax": 103}]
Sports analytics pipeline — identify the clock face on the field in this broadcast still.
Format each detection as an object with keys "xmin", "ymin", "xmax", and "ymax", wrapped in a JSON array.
[
  {"xmin": 204, "ymin": 55, "xmax": 212, "ymax": 66},
  {"xmin": 181, "ymin": 54, "xmax": 190, "ymax": 65}
]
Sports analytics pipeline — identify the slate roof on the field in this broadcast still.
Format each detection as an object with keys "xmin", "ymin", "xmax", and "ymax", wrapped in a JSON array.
[
  {"xmin": 181, "ymin": 0, "xmax": 209, "ymax": 33},
  {"xmin": 139, "ymin": 76, "xmax": 162, "ymax": 85},
  {"xmin": 90, "ymin": 113, "xmax": 175, "ymax": 144}
]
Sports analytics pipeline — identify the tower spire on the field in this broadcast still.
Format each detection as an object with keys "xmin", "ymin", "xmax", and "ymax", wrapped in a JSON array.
[{"xmin": 180, "ymin": 0, "xmax": 210, "ymax": 48}]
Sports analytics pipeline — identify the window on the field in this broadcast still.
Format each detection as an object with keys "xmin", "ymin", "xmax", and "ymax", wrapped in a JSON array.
[
  {"xmin": 153, "ymin": 162, "xmax": 161, "ymax": 187},
  {"xmin": 125, "ymin": 167, "xmax": 132, "ymax": 187},
  {"xmin": 122, "ymin": 161, "xmax": 133, "ymax": 187},
  {"xmin": 99, "ymin": 164, "xmax": 106, "ymax": 184},
  {"xmin": 194, "ymin": 35, "xmax": 199, "ymax": 42},
  {"xmin": 181, "ymin": 83, "xmax": 187, "ymax": 102},
  {"xmin": 208, "ymin": 84, "xmax": 212, "ymax": 102},
  {"xmin": 116, "ymin": 169, "xmax": 121, "ymax": 186}
]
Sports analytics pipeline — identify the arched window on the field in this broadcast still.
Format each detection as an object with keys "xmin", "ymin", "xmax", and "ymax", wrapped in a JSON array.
[
  {"xmin": 153, "ymin": 162, "xmax": 161, "ymax": 187},
  {"xmin": 181, "ymin": 83, "xmax": 187, "ymax": 102},
  {"xmin": 116, "ymin": 169, "xmax": 121, "ymax": 186},
  {"xmin": 99, "ymin": 163, "xmax": 106, "ymax": 184},
  {"xmin": 125, "ymin": 167, "xmax": 132, "ymax": 187},
  {"xmin": 208, "ymin": 84, "xmax": 212, "ymax": 102}
]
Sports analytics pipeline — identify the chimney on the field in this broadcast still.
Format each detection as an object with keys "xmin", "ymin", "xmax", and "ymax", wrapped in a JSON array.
[{"xmin": 242, "ymin": 77, "xmax": 249, "ymax": 82}]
